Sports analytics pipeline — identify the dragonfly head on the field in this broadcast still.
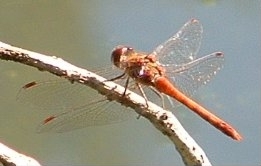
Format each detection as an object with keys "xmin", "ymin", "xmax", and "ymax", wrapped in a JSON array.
[{"xmin": 111, "ymin": 45, "xmax": 134, "ymax": 69}]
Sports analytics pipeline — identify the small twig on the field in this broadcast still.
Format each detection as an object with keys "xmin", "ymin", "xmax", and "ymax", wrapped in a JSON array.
[
  {"xmin": 0, "ymin": 41, "xmax": 211, "ymax": 166},
  {"xmin": 0, "ymin": 143, "xmax": 41, "ymax": 166}
]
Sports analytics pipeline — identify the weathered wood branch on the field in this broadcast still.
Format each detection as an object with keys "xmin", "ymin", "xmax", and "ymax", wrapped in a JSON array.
[
  {"xmin": 0, "ymin": 41, "xmax": 211, "ymax": 166},
  {"xmin": 0, "ymin": 143, "xmax": 41, "ymax": 166}
]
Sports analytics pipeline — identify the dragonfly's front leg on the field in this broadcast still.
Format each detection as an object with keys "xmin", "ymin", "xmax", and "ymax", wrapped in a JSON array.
[
  {"xmin": 105, "ymin": 72, "xmax": 126, "ymax": 82},
  {"xmin": 104, "ymin": 72, "xmax": 131, "ymax": 97}
]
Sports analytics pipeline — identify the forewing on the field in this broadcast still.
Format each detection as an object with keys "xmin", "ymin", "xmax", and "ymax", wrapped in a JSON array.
[
  {"xmin": 153, "ymin": 19, "xmax": 203, "ymax": 65},
  {"xmin": 17, "ymin": 80, "xmax": 88, "ymax": 111}
]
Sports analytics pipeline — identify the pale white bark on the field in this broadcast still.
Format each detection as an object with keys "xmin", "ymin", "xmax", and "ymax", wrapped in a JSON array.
[{"xmin": 0, "ymin": 143, "xmax": 41, "ymax": 166}]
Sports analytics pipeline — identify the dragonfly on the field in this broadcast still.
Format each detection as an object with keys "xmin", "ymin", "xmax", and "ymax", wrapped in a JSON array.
[{"xmin": 18, "ymin": 19, "xmax": 242, "ymax": 141}]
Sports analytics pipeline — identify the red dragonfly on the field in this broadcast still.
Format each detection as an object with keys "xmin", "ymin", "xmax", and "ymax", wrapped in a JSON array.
[{"xmin": 18, "ymin": 19, "xmax": 242, "ymax": 140}]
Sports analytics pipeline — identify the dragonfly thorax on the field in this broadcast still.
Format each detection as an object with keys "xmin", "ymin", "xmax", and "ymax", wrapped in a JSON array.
[{"xmin": 111, "ymin": 46, "xmax": 166, "ymax": 86}]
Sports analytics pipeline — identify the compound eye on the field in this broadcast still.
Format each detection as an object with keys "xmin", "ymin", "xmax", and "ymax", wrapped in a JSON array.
[{"xmin": 111, "ymin": 46, "xmax": 133, "ymax": 67}]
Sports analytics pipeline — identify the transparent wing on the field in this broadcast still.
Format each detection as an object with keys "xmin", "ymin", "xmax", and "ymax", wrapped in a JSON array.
[
  {"xmin": 152, "ymin": 19, "xmax": 224, "ymax": 103},
  {"xmin": 153, "ymin": 19, "xmax": 202, "ymax": 65},
  {"xmin": 166, "ymin": 52, "xmax": 224, "ymax": 99},
  {"xmin": 17, "ymin": 79, "xmax": 135, "ymax": 133},
  {"xmin": 37, "ymin": 99, "xmax": 133, "ymax": 133},
  {"xmin": 17, "ymin": 80, "xmax": 88, "ymax": 111}
]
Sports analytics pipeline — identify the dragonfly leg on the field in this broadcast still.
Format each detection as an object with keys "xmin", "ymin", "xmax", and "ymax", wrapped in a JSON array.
[
  {"xmin": 136, "ymin": 83, "xmax": 149, "ymax": 108},
  {"xmin": 149, "ymin": 87, "xmax": 165, "ymax": 109},
  {"xmin": 135, "ymin": 83, "xmax": 151, "ymax": 119},
  {"xmin": 122, "ymin": 76, "xmax": 130, "ymax": 96},
  {"xmin": 105, "ymin": 73, "xmax": 126, "ymax": 82}
]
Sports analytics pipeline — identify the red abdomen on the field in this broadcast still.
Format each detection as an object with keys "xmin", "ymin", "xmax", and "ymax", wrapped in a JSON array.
[{"xmin": 154, "ymin": 76, "xmax": 242, "ymax": 141}]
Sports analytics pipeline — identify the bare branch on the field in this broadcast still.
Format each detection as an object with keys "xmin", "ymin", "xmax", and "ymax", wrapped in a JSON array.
[
  {"xmin": 0, "ymin": 143, "xmax": 41, "ymax": 166},
  {"xmin": 0, "ymin": 41, "xmax": 211, "ymax": 166}
]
